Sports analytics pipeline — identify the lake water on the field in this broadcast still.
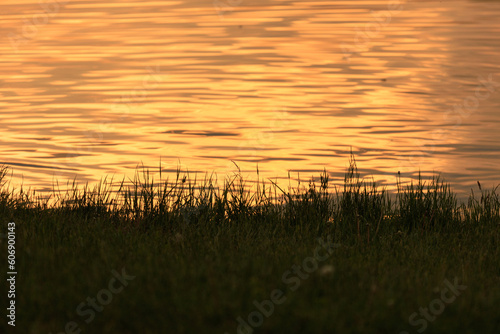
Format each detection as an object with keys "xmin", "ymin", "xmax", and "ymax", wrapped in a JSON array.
[{"xmin": 1, "ymin": 0, "xmax": 500, "ymax": 197}]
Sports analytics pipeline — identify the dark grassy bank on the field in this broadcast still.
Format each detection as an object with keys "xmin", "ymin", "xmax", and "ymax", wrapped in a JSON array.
[{"xmin": 1, "ymin": 157, "xmax": 500, "ymax": 333}]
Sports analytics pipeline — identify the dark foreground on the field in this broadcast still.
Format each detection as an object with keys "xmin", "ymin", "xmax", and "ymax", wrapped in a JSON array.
[{"xmin": 1, "ymin": 160, "xmax": 499, "ymax": 333}]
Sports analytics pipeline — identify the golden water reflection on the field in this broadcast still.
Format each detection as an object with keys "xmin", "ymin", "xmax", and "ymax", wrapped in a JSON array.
[{"xmin": 1, "ymin": 0, "xmax": 500, "ymax": 198}]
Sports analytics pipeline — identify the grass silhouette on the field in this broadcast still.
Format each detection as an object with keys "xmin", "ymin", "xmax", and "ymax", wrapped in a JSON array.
[{"xmin": 1, "ymin": 156, "xmax": 499, "ymax": 333}]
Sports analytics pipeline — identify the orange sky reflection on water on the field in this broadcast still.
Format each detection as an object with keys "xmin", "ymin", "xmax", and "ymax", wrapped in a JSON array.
[{"xmin": 1, "ymin": 0, "xmax": 500, "ymax": 198}]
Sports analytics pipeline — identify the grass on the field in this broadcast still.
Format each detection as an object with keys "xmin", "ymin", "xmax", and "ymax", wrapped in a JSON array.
[{"xmin": 1, "ymin": 156, "xmax": 499, "ymax": 333}]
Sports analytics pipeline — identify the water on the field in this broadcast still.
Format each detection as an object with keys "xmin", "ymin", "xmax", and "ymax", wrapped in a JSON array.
[{"xmin": 1, "ymin": 0, "xmax": 500, "ymax": 197}]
